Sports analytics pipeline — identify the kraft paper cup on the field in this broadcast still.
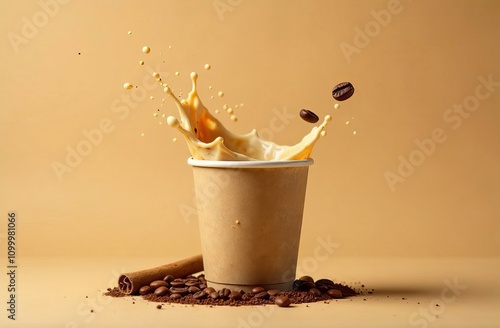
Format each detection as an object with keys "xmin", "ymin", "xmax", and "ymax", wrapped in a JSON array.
[{"xmin": 188, "ymin": 158, "xmax": 313, "ymax": 292}]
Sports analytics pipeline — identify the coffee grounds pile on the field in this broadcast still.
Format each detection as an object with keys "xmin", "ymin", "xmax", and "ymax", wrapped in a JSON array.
[{"xmin": 105, "ymin": 274, "xmax": 358, "ymax": 307}]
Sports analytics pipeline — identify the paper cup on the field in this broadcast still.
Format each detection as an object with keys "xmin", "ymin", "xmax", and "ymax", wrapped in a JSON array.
[{"xmin": 188, "ymin": 158, "xmax": 313, "ymax": 291}]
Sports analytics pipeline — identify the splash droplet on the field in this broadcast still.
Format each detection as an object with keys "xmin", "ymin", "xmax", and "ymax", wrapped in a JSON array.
[
  {"xmin": 123, "ymin": 83, "xmax": 133, "ymax": 90},
  {"xmin": 334, "ymin": 103, "xmax": 340, "ymax": 110},
  {"xmin": 204, "ymin": 64, "xmax": 211, "ymax": 70},
  {"xmin": 139, "ymin": 60, "xmax": 144, "ymax": 65},
  {"xmin": 230, "ymin": 115, "xmax": 238, "ymax": 122},
  {"xmin": 218, "ymin": 91, "xmax": 224, "ymax": 97}
]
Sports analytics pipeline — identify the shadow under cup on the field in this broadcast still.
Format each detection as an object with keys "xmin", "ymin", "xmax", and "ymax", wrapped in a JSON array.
[{"xmin": 188, "ymin": 158, "xmax": 313, "ymax": 292}]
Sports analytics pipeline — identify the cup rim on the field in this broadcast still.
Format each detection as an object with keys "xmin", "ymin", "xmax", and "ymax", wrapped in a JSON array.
[{"xmin": 187, "ymin": 157, "xmax": 314, "ymax": 168}]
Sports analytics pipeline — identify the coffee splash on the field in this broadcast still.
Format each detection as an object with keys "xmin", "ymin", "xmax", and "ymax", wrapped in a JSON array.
[{"xmin": 162, "ymin": 72, "xmax": 331, "ymax": 161}]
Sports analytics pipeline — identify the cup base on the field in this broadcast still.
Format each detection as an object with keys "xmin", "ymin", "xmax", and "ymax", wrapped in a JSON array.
[{"xmin": 206, "ymin": 280, "xmax": 294, "ymax": 292}]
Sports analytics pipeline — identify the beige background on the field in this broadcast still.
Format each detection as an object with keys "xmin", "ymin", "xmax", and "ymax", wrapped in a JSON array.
[{"xmin": 1, "ymin": 0, "xmax": 499, "ymax": 260}]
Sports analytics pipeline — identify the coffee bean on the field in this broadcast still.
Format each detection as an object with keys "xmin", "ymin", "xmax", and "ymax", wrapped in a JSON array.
[
  {"xmin": 154, "ymin": 286, "xmax": 169, "ymax": 296},
  {"xmin": 267, "ymin": 289, "xmax": 280, "ymax": 296},
  {"xmin": 150, "ymin": 280, "xmax": 168, "ymax": 291},
  {"xmin": 199, "ymin": 283, "xmax": 208, "ymax": 290},
  {"xmin": 327, "ymin": 289, "xmax": 343, "ymax": 298},
  {"xmin": 218, "ymin": 288, "xmax": 231, "ymax": 299},
  {"xmin": 315, "ymin": 279, "xmax": 334, "ymax": 286},
  {"xmin": 252, "ymin": 286, "xmax": 266, "ymax": 294},
  {"xmin": 299, "ymin": 276, "xmax": 315, "ymax": 283},
  {"xmin": 169, "ymin": 287, "xmax": 189, "ymax": 295},
  {"xmin": 298, "ymin": 281, "xmax": 316, "ymax": 291},
  {"xmin": 203, "ymin": 287, "xmax": 216, "ymax": 295},
  {"xmin": 229, "ymin": 291, "xmax": 242, "ymax": 300},
  {"xmin": 293, "ymin": 280, "xmax": 303, "ymax": 290},
  {"xmin": 255, "ymin": 291, "xmax": 269, "ymax": 299},
  {"xmin": 316, "ymin": 284, "xmax": 330, "ymax": 293},
  {"xmin": 299, "ymin": 109, "xmax": 319, "ymax": 123},
  {"xmin": 188, "ymin": 286, "xmax": 201, "ymax": 293},
  {"xmin": 209, "ymin": 291, "xmax": 219, "ymax": 300},
  {"xmin": 308, "ymin": 288, "xmax": 322, "ymax": 296},
  {"xmin": 185, "ymin": 280, "xmax": 200, "ymax": 287},
  {"xmin": 170, "ymin": 279, "xmax": 186, "ymax": 287},
  {"xmin": 332, "ymin": 82, "xmax": 354, "ymax": 101},
  {"xmin": 139, "ymin": 286, "xmax": 152, "ymax": 295},
  {"xmin": 275, "ymin": 295, "xmax": 291, "ymax": 307},
  {"xmin": 169, "ymin": 293, "xmax": 182, "ymax": 300},
  {"xmin": 156, "ymin": 304, "xmax": 162, "ymax": 309},
  {"xmin": 193, "ymin": 291, "xmax": 207, "ymax": 300},
  {"xmin": 163, "ymin": 275, "xmax": 175, "ymax": 283}
]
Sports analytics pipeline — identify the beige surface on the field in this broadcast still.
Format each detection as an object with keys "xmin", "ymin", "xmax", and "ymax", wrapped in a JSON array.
[
  {"xmin": 1, "ymin": 0, "xmax": 499, "ymax": 258},
  {"xmin": 0, "ymin": 256, "xmax": 498, "ymax": 328},
  {"xmin": 0, "ymin": 0, "xmax": 499, "ymax": 326}
]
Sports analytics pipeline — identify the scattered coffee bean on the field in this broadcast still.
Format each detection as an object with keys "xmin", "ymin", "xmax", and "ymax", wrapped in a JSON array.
[
  {"xmin": 275, "ymin": 295, "xmax": 291, "ymax": 307},
  {"xmin": 299, "ymin": 276, "xmax": 315, "ymax": 283},
  {"xmin": 316, "ymin": 284, "xmax": 330, "ymax": 293},
  {"xmin": 255, "ymin": 291, "xmax": 270, "ymax": 300},
  {"xmin": 332, "ymin": 82, "xmax": 355, "ymax": 101},
  {"xmin": 163, "ymin": 275, "xmax": 175, "ymax": 283},
  {"xmin": 297, "ymin": 281, "xmax": 316, "ymax": 291},
  {"xmin": 267, "ymin": 289, "xmax": 280, "ymax": 296},
  {"xmin": 169, "ymin": 293, "xmax": 182, "ymax": 300},
  {"xmin": 188, "ymin": 286, "xmax": 201, "ymax": 293},
  {"xmin": 308, "ymin": 288, "xmax": 322, "ymax": 297},
  {"xmin": 150, "ymin": 280, "xmax": 168, "ymax": 291},
  {"xmin": 139, "ymin": 286, "xmax": 152, "ymax": 295},
  {"xmin": 193, "ymin": 291, "xmax": 207, "ymax": 300},
  {"xmin": 156, "ymin": 304, "xmax": 162, "ymax": 309},
  {"xmin": 229, "ymin": 291, "xmax": 242, "ymax": 300},
  {"xmin": 252, "ymin": 286, "xmax": 266, "ymax": 294},
  {"xmin": 327, "ymin": 289, "xmax": 343, "ymax": 298},
  {"xmin": 170, "ymin": 287, "xmax": 189, "ymax": 295},
  {"xmin": 154, "ymin": 286, "xmax": 169, "ymax": 297},
  {"xmin": 185, "ymin": 280, "xmax": 200, "ymax": 287},
  {"xmin": 218, "ymin": 288, "xmax": 231, "ymax": 299},
  {"xmin": 170, "ymin": 279, "xmax": 186, "ymax": 287},
  {"xmin": 209, "ymin": 291, "xmax": 219, "ymax": 300},
  {"xmin": 315, "ymin": 279, "xmax": 334, "ymax": 286},
  {"xmin": 299, "ymin": 109, "xmax": 319, "ymax": 123}
]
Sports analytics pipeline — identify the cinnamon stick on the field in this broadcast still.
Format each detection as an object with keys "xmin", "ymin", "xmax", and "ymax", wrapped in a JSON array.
[{"xmin": 118, "ymin": 254, "xmax": 203, "ymax": 295}]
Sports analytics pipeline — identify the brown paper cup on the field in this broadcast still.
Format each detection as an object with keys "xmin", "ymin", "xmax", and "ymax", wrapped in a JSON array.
[{"xmin": 188, "ymin": 158, "xmax": 313, "ymax": 292}]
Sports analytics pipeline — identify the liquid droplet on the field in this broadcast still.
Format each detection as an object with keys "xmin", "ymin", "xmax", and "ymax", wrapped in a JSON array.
[
  {"xmin": 123, "ymin": 83, "xmax": 133, "ymax": 90},
  {"xmin": 142, "ymin": 46, "xmax": 151, "ymax": 54},
  {"xmin": 204, "ymin": 64, "xmax": 211, "ymax": 70}
]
